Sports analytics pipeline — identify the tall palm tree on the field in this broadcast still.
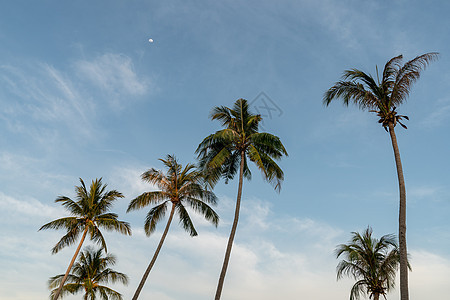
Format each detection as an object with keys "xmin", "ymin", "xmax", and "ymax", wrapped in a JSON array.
[
  {"xmin": 335, "ymin": 227, "xmax": 403, "ymax": 300},
  {"xmin": 323, "ymin": 53, "xmax": 438, "ymax": 300},
  {"xmin": 127, "ymin": 154, "xmax": 219, "ymax": 300},
  {"xmin": 49, "ymin": 246, "xmax": 128, "ymax": 299},
  {"xmin": 40, "ymin": 178, "xmax": 132, "ymax": 300},
  {"xmin": 196, "ymin": 98, "xmax": 288, "ymax": 300}
]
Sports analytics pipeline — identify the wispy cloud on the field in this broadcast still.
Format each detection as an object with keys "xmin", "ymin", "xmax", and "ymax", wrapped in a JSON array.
[
  {"xmin": 408, "ymin": 184, "xmax": 447, "ymax": 205},
  {"xmin": 108, "ymin": 164, "xmax": 157, "ymax": 198},
  {"xmin": 0, "ymin": 151, "xmax": 73, "ymax": 194},
  {"xmin": 0, "ymin": 52, "xmax": 152, "ymax": 146},
  {"xmin": 0, "ymin": 62, "xmax": 93, "ymax": 141},
  {"xmin": 420, "ymin": 97, "xmax": 450, "ymax": 128},
  {"xmin": 74, "ymin": 53, "xmax": 152, "ymax": 108},
  {"xmin": 0, "ymin": 192, "xmax": 63, "ymax": 221}
]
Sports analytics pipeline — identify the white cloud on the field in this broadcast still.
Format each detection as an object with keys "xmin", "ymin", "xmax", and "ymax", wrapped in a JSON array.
[
  {"xmin": 108, "ymin": 164, "xmax": 157, "ymax": 198},
  {"xmin": 0, "ymin": 192, "xmax": 63, "ymax": 221},
  {"xmin": 0, "ymin": 52, "xmax": 152, "ymax": 146},
  {"xmin": 105, "ymin": 197, "xmax": 349, "ymax": 299},
  {"xmin": 420, "ymin": 97, "xmax": 450, "ymax": 128},
  {"xmin": 75, "ymin": 53, "xmax": 151, "ymax": 107},
  {"xmin": 2, "ymin": 194, "xmax": 449, "ymax": 300},
  {"xmin": 0, "ymin": 62, "xmax": 94, "ymax": 141},
  {"xmin": 301, "ymin": 0, "xmax": 380, "ymax": 51},
  {"xmin": 407, "ymin": 250, "xmax": 450, "ymax": 299},
  {"xmin": 0, "ymin": 151, "xmax": 74, "ymax": 199},
  {"xmin": 409, "ymin": 185, "xmax": 441, "ymax": 199}
]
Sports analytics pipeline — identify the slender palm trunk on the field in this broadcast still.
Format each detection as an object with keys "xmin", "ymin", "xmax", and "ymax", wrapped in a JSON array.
[
  {"xmin": 53, "ymin": 226, "xmax": 89, "ymax": 300},
  {"xmin": 132, "ymin": 202, "xmax": 176, "ymax": 300},
  {"xmin": 388, "ymin": 123, "xmax": 408, "ymax": 300},
  {"xmin": 373, "ymin": 293, "xmax": 380, "ymax": 300},
  {"xmin": 215, "ymin": 151, "xmax": 245, "ymax": 300}
]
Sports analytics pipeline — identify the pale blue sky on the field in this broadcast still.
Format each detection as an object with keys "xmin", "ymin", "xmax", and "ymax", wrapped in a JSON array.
[{"xmin": 1, "ymin": 1, "xmax": 449, "ymax": 299}]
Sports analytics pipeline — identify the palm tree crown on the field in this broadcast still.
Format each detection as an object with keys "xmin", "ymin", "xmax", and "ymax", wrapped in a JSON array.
[
  {"xmin": 49, "ymin": 246, "xmax": 128, "ymax": 300},
  {"xmin": 336, "ymin": 227, "xmax": 402, "ymax": 300},
  {"xmin": 323, "ymin": 53, "xmax": 438, "ymax": 130},
  {"xmin": 127, "ymin": 154, "xmax": 219, "ymax": 236},
  {"xmin": 196, "ymin": 98, "xmax": 288, "ymax": 191},
  {"xmin": 40, "ymin": 178, "xmax": 131, "ymax": 253}
]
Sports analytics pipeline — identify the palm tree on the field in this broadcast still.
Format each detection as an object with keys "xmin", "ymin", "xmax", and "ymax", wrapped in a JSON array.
[
  {"xmin": 335, "ymin": 227, "xmax": 403, "ymax": 300},
  {"xmin": 323, "ymin": 53, "xmax": 438, "ymax": 300},
  {"xmin": 127, "ymin": 154, "xmax": 219, "ymax": 300},
  {"xmin": 196, "ymin": 98, "xmax": 288, "ymax": 300},
  {"xmin": 49, "ymin": 246, "xmax": 128, "ymax": 299},
  {"xmin": 40, "ymin": 178, "xmax": 132, "ymax": 300}
]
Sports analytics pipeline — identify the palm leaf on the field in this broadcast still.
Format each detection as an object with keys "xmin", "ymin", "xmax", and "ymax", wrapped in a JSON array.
[
  {"xmin": 186, "ymin": 197, "xmax": 219, "ymax": 226},
  {"xmin": 51, "ymin": 223, "xmax": 83, "ymax": 254},
  {"xmin": 127, "ymin": 191, "xmax": 167, "ymax": 212},
  {"xmin": 144, "ymin": 201, "xmax": 169, "ymax": 236},
  {"xmin": 175, "ymin": 202, "xmax": 198, "ymax": 237},
  {"xmin": 96, "ymin": 214, "xmax": 131, "ymax": 235},
  {"xmin": 54, "ymin": 197, "xmax": 83, "ymax": 216},
  {"xmin": 391, "ymin": 52, "xmax": 439, "ymax": 105}
]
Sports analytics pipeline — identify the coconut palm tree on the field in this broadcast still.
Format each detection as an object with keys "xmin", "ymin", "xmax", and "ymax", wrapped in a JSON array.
[
  {"xmin": 196, "ymin": 98, "xmax": 288, "ymax": 300},
  {"xmin": 323, "ymin": 53, "xmax": 438, "ymax": 300},
  {"xmin": 335, "ymin": 227, "xmax": 404, "ymax": 300},
  {"xmin": 127, "ymin": 154, "xmax": 219, "ymax": 300},
  {"xmin": 49, "ymin": 246, "xmax": 128, "ymax": 299},
  {"xmin": 40, "ymin": 178, "xmax": 132, "ymax": 300}
]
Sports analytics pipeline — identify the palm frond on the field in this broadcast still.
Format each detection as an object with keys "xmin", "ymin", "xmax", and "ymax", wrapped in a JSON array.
[
  {"xmin": 140, "ymin": 168, "xmax": 170, "ymax": 189},
  {"xmin": 349, "ymin": 279, "xmax": 366, "ymax": 300},
  {"xmin": 39, "ymin": 217, "xmax": 79, "ymax": 231},
  {"xmin": 382, "ymin": 55, "xmax": 403, "ymax": 87},
  {"xmin": 48, "ymin": 274, "xmax": 80, "ymax": 289},
  {"xmin": 175, "ymin": 202, "xmax": 198, "ymax": 237},
  {"xmin": 186, "ymin": 197, "xmax": 219, "ymax": 227},
  {"xmin": 343, "ymin": 69, "xmax": 380, "ymax": 96},
  {"xmin": 144, "ymin": 201, "xmax": 169, "ymax": 236},
  {"xmin": 211, "ymin": 105, "xmax": 233, "ymax": 127},
  {"xmin": 324, "ymin": 80, "xmax": 379, "ymax": 109},
  {"xmin": 247, "ymin": 145, "xmax": 285, "ymax": 191},
  {"xmin": 54, "ymin": 197, "xmax": 82, "ymax": 216},
  {"xmin": 95, "ymin": 286, "xmax": 124, "ymax": 300},
  {"xmin": 90, "ymin": 226, "xmax": 108, "ymax": 252},
  {"xmin": 249, "ymin": 132, "xmax": 288, "ymax": 159},
  {"xmin": 221, "ymin": 150, "xmax": 240, "ymax": 183},
  {"xmin": 127, "ymin": 191, "xmax": 167, "ymax": 212},
  {"xmin": 50, "ymin": 282, "xmax": 82, "ymax": 299},
  {"xmin": 51, "ymin": 224, "xmax": 83, "ymax": 254},
  {"xmin": 96, "ymin": 214, "xmax": 132, "ymax": 235},
  {"xmin": 391, "ymin": 52, "xmax": 439, "ymax": 105},
  {"xmin": 97, "ymin": 190, "xmax": 124, "ymax": 214}
]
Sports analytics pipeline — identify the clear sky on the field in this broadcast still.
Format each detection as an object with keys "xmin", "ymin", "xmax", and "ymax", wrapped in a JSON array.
[{"xmin": 1, "ymin": 1, "xmax": 449, "ymax": 299}]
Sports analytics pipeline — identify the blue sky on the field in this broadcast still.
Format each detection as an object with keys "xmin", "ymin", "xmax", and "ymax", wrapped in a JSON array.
[{"xmin": 1, "ymin": 1, "xmax": 449, "ymax": 299}]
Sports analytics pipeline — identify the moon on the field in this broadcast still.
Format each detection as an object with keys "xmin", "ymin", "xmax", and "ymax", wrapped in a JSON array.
[{"xmin": 148, "ymin": 38, "xmax": 154, "ymax": 43}]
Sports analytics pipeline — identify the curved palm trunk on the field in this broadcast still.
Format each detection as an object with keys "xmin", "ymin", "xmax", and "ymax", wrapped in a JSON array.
[
  {"xmin": 53, "ymin": 226, "xmax": 89, "ymax": 300},
  {"xmin": 388, "ymin": 123, "xmax": 408, "ymax": 300},
  {"xmin": 132, "ymin": 202, "xmax": 176, "ymax": 300},
  {"xmin": 215, "ymin": 151, "xmax": 245, "ymax": 300}
]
